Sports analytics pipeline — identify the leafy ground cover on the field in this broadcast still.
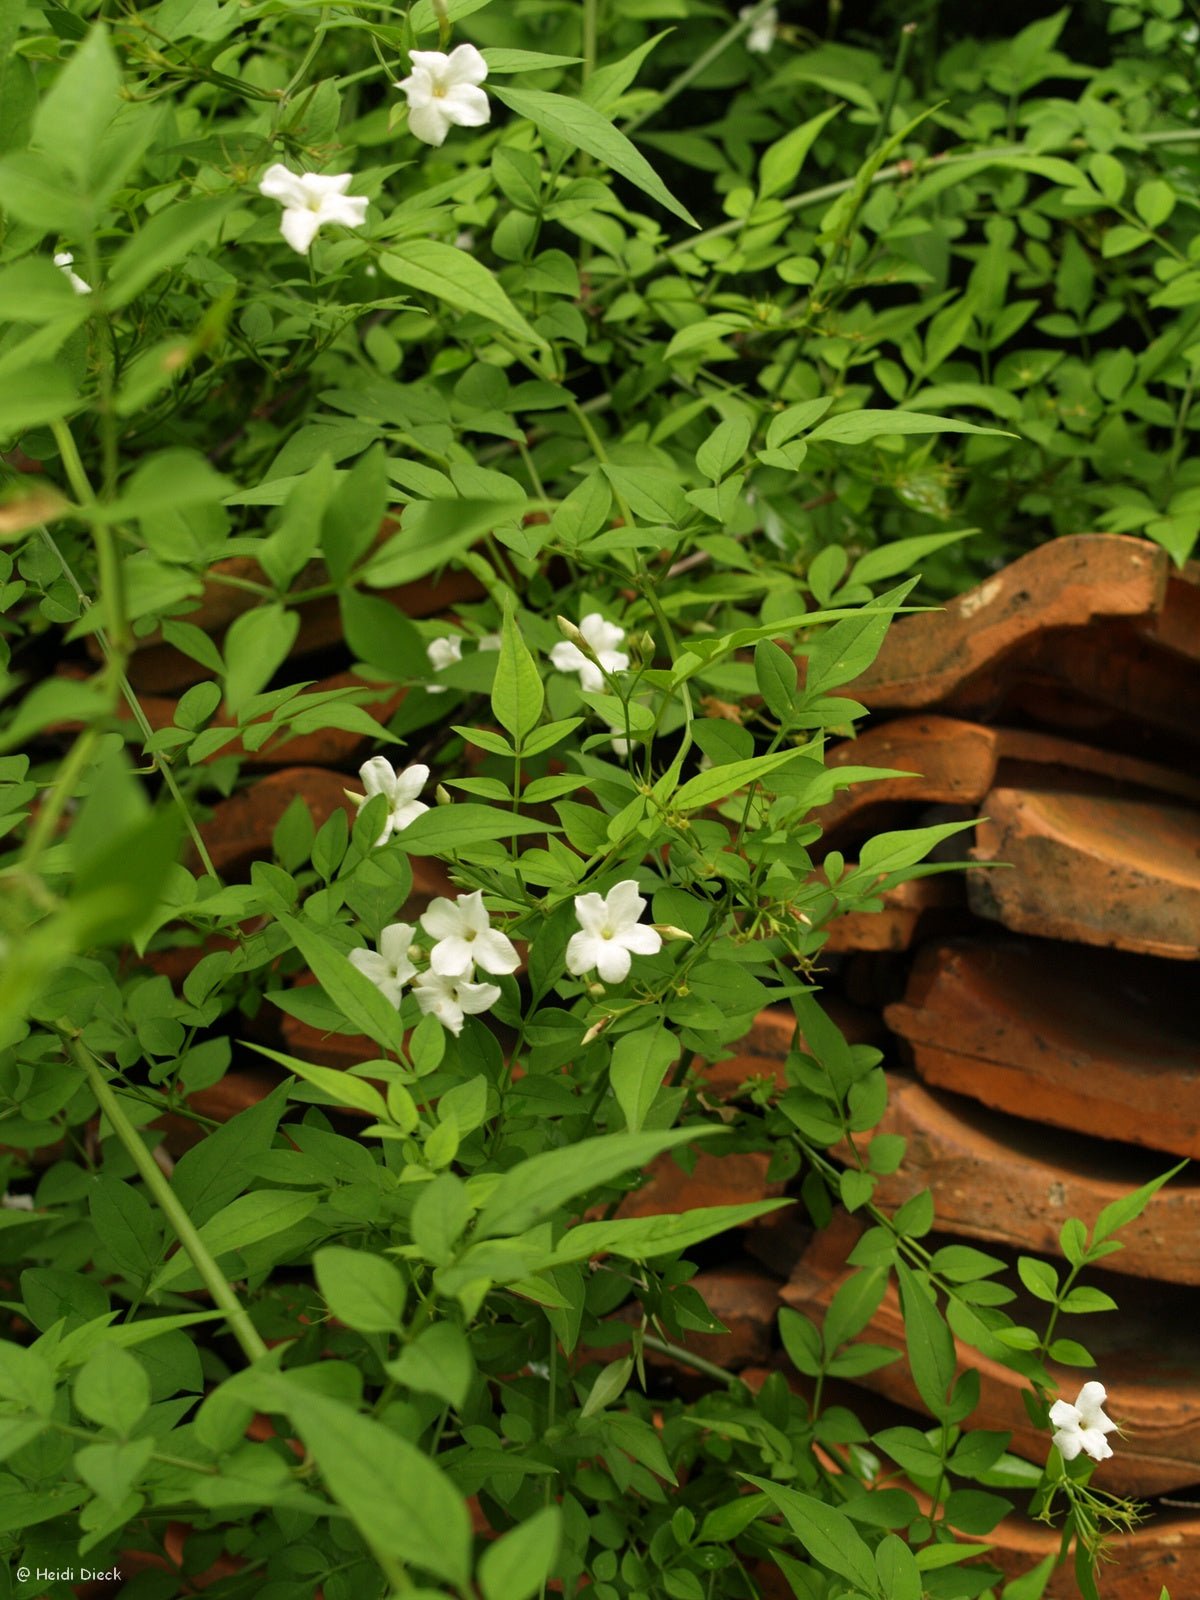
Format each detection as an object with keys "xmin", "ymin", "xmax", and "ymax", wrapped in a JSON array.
[{"xmin": 0, "ymin": 1, "xmax": 1193, "ymax": 1596}]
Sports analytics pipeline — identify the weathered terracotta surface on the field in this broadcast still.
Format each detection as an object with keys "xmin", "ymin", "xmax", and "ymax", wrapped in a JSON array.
[
  {"xmin": 783, "ymin": 1215, "xmax": 1200, "ymax": 1496},
  {"xmin": 814, "ymin": 715, "xmax": 1200, "ymax": 844},
  {"xmin": 886, "ymin": 939, "xmax": 1200, "ymax": 1157},
  {"xmin": 197, "ymin": 766, "xmax": 359, "ymax": 877},
  {"xmin": 616, "ymin": 1150, "xmax": 780, "ymax": 1221},
  {"xmin": 968, "ymin": 787, "xmax": 1200, "ymax": 958},
  {"xmin": 845, "ymin": 535, "xmax": 1167, "ymax": 710},
  {"xmin": 980, "ymin": 1509, "xmax": 1200, "ymax": 1600},
  {"xmin": 1137, "ymin": 564, "xmax": 1200, "ymax": 663},
  {"xmin": 848, "ymin": 1073, "xmax": 1200, "ymax": 1284}
]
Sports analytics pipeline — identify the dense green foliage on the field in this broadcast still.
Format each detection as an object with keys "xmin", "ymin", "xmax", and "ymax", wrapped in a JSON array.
[{"xmin": 0, "ymin": 1, "xmax": 1191, "ymax": 1596}]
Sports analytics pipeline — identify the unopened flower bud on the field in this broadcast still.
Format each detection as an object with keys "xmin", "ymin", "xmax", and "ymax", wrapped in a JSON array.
[
  {"xmin": 556, "ymin": 615, "xmax": 592, "ymax": 655},
  {"xmin": 629, "ymin": 630, "xmax": 655, "ymax": 663},
  {"xmin": 654, "ymin": 925, "xmax": 694, "ymax": 943},
  {"xmin": 435, "ymin": 784, "xmax": 452, "ymax": 806},
  {"xmin": 581, "ymin": 1015, "xmax": 611, "ymax": 1045},
  {"xmin": 586, "ymin": 982, "xmax": 606, "ymax": 999}
]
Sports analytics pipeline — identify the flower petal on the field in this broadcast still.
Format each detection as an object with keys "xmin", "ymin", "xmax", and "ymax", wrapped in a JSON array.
[
  {"xmin": 430, "ymin": 936, "xmax": 474, "ymax": 979},
  {"xmin": 1053, "ymin": 1427, "xmax": 1084, "ymax": 1462},
  {"xmin": 258, "ymin": 163, "xmax": 310, "ymax": 207},
  {"xmin": 566, "ymin": 930, "xmax": 602, "ymax": 976},
  {"xmin": 572, "ymin": 893, "xmax": 610, "ymax": 937},
  {"xmin": 359, "ymin": 756, "xmax": 397, "ymax": 800},
  {"xmin": 618, "ymin": 924, "xmax": 663, "ymax": 957},
  {"xmin": 279, "ymin": 207, "xmax": 323, "ymax": 255},
  {"xmin": 593, "ymin": 941, "xmax": 633, "ymax": 984},
  {"xmin": 421, "ymin": 898, "xmax": 466, "ymax": 941},
  {"xmin": 392, "ymin": 764, "xmax": 430, "ymax": 803},
  {"xmin": 444, "ymin": 84, "xmax": 491, "ymax": 128},
  {"xmin": 604, "ymin": 879, "xmax": 647, "ymax": 929},
  {"xmin": 407, "ymin": 100, "xmax": 452, "ymax": 146},
  {"xmin": 474, "ymin": 929, "xmax": 519, "ymax": 976},
  {"xmin": 444, "ymin": 43, "xmax": 489, "ymax": 85},
  {"xmin": 456, "ymin": 978, "xmax": 501, "ymax": 1015}
]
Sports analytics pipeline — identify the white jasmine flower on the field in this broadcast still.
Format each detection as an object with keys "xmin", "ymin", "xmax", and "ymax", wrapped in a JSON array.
[
  {"xmin": 54, "ymin": 252, "xmax": 91, "ymax": 295},
  {"xmin": 1, "ymin": 1193, "xmax": 34, "ymax": 1211},
  {"xmin": 740, "ymin": 4, "xmax": 779, "ymax": 52},
  {"xmin": 454, "ymin": 229, "xmax": 476, "ymax": 251},
  {"xmin": 549, "ymin": 614, "xmax": 629, "ymax": 693},
  {"xmin": 395, "ymin": 45, "xmax": 491, "ymax": 148},
  {"xmin": 348, "ymin": 757, "xmax": 430, "ymax": 846},
  {"xmin": 478, "ymin": 633, "xmax": 503, "ymax": 651},
  {"xmin": 258, "ymin": 164, "xmax": 369, "ymax": 255},
  {"xmin": 420, "ymin": 890, "xmax": 519, "ymax": 979},
  {"xmin": 348, "ymin": 923, "xmax": 419, "ymax": 1007},
  {"xmin": 426, "ymin": 634, "xmax": 462, "ymax": 693},
  {"xmin": 566, "ymin": 880, "xmax": 663, "ymax": 984},
  {"xmin": 1049, "ymin": 1381, "xmax": 1118, "ymax": 1464},
  {"xmin": 413, "ymin": 970, "xmax": 501, "ymax": 1035}
]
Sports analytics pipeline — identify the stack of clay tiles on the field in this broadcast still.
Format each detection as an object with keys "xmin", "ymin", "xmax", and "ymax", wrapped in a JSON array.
[{"xmin": 779, "ymin": 535, "xmax": 1200, "ymax": 1598}]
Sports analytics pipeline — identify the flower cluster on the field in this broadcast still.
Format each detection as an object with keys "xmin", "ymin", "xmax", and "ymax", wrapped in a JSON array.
[
  {"xmin": 351, "ymin": 890, "xmax": 518, "ymax": 1035},
  {"xmin": 254, "ymin": 44, "xmax": 491, "ymax": 256}
]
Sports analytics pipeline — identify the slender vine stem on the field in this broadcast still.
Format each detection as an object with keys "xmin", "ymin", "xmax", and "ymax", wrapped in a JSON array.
[{"xmin": 69, "ymin": 1036, "xmax": 269, "ymax": 1364}]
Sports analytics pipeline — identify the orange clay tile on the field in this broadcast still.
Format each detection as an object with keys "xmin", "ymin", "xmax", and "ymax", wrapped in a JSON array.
[
  {"xmin": 845, "ymin": 1073, "xmax": 1200, "ymax": 1285},
  {"xmin": 968, "ymin": 787, "xmax": 1200, "ymax": 959},
  {"xmin": 945, "ymin": 622, "xmax": 1200, "ymax": 749},
  {"xmin": 197, "ymin": 766, "xmax": 359, "ymax": 878},
  {"xmin": 616, "ymin": 1149, "xmax": 780, "ymax": 1221},
  {"xmin": 783, "ymin": 1213, "xmax": 1200, "ymax": 1497},
  {"xmin": 1136, "ymin": 563, "xmax": 1200, "ymax": 664},
  {"xmin": 845, "ymin": 535, "xmax": 1167, "ymax": 711},
  {"xmin": 885, "ymin": 939, "xmax": 1200, "ymax": 1157},
  {"xmin": 813, "ymin": 715, "xmax": 1200, "ymax": 846},
  {"xmin": 822, "ymin": 873, "xmax": 965, "ymax": 953}
]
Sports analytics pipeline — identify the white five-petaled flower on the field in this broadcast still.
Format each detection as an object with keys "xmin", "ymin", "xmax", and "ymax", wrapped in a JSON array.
[
  {"xmin": 1049, "ymin": 1381, "xmax": 1118, "ymax": 1464},
  {"xmin": 258, "ymin": 164, "xmax": 369, "ymax": 255},
  {"xmin": 1, "ymin": 1193, "xmax": 34, "ymax": 1211},
  {"xmin": 395, "ymin": 45, "xmax": 491, "ymax": 148},
  {"xmin": 348, "ymin": 923, "xmax": 419, "ymax": 1008},
  {"xmin": 426, "ymin": 634, "xmax": 462, "ymax": 693},
  {"xmin": 740, "ymin": 4, "xmax": 779, "ymax": 52},
  {"xmin": 549, "ymin": 614, "xmax": 629, "ymax": 694},
  {"xmin": 413, "ymin": 970, "xmax": 501, "ymax": 1035},
  {"xmin": 350, "ymin": 757, "xmax": 430, "ymax": 846},
  {"xmin": 420, "ymin": 890, "xmax": 519, "ymax": 979},
  {"xmin": 54, "ymin": 252, "xmax": 91, "ymax": 295},
  {"xmin": 566, "ymin": 880, "xmax": 663, "ymax": 984}
]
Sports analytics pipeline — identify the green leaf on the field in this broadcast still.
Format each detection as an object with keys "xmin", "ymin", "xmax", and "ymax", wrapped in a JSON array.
[
  {"xmin": 0, "ymin": 362, "xmax": 78, "ymax": 438},
  {"xmin": 1135, "ymin": 178, "xmax": 1175, "ymax": 230},
  {"xmin": 380, "ymin": 240, "xmax": 546, "ymax": 348},
  {"xmin": 339, "ymin": 588, "xmax": 426, "ymax": 681},
  {"xmin": 610, "ymin": 1024, "xmax": 679, "ymax": 1132},
  {"xmin": 223, "ymin": 604, "xmax": 300, "ymax": 716},
  {"xmin": 1016, "ymin": 1256, "xmax": 1059, "ymax": 1304},
  {"xmin": 478, "ymin": 1506, "xmax": 562, "ymax": 1600},
  {"xmin": 387, "ymin": 1322, "xmax": 474, "ymax": 1408},
  {"xmin": 547, "ymin": 1200, "xmax": 786, "ymax": 1266},
  {"xmin": 151, "ymin": 1191, "xmax": 319, "ymax": 1292},
  {"xmin": 365, "ymin": 497, "xmax": 524, "ymax": 588},
  {"xmin": 896, "ymin": 1262, "xmax": 956, "ymax": 1421},
  {"xmin": 759, "ymin": 104, "xmax": 842, "ymax": 201},
  {"xmin": 754, "ymin": 639, "xmax": 797, "ymax": 722},
  {"xmin": 248, "ymin": 1374, "xmax": 471, "ymax": 1586},
  {"xmin": 476, "ymin": 1127, "xmax": 724, "ymax": 1239},
  {"xmin": 849, "ymin": 529, "xmax": 977, "ymax": 588},
  {"xmin": 807, "ymin": 409, "xmax": 1010, "ymax": 444},
  {"xmin": 875, "ymin": 1532, "xmax": 922, "ymax": 1600},
  {"xmin": 492, "ymin": 603, "xmax": 544, "ymax": 743},
  {"xmin": 32, "ymin": 24, "xmax": 120, "ymax": 185},
  {"xmin": 778, "ymin": 1307, "xmax": 823, "ymax": 1377},
  {"xmin": 1092, "ymin": 1160, "xmax": 1186, "ymax": 1245},
  {"xmin": 803, "ymin": 581, "xmax": 915, "ymax": 694},
  {"xmin": 742, "ymin": 1476, "xmax": 879, "ymax": 1593},
  {"xmin": 491, "ymin": 85, "xmax": 697, "ymax": 226},
  {"xmin": 107, "ymin": 196, "xmax": 234, "ymax": 307},
  {"xmin": 73, "ymin": 1347, "xmax": 150, "ymax": 1434},
  {"xmin": 695, "ymin": 415, "xmax": 752, "ymax": 482},
  {"xmin": 672, "ymin": 748, "xmax": 803, "ymax": 811},
  {"xmin": 244, "ymin": 1042, "xmax": 391, "ymax": 1121},
  {"xmin": 395, "ymin": 803, "xmax": 548, "ymax": 855},
  {"xmin": 272, "ymin": 910, "xmax": 408, "ymax": 1056}
]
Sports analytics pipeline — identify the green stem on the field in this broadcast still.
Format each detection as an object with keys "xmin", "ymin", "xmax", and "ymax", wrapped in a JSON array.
[
  {"xmin": 70, "ymin": 1037, "xmax": 268, "ymax": 1364},
  {"xmin": 621, "ymin": 0, "xmax": 778, "ymax": 136},
  {"xmin": 641, "ymin": 1334, "xmax": 741, "ymax": 1389},
  {"xmin": 582, "ymin": 0, "xmax": 598, "ymax": 82},
  {"xmin": 20, "ymin": 724, "xmax": 102, "ymax": 868},
  {"xmin": 869, "ymin": 22, "xmax": 917, "ymax": 156}
]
